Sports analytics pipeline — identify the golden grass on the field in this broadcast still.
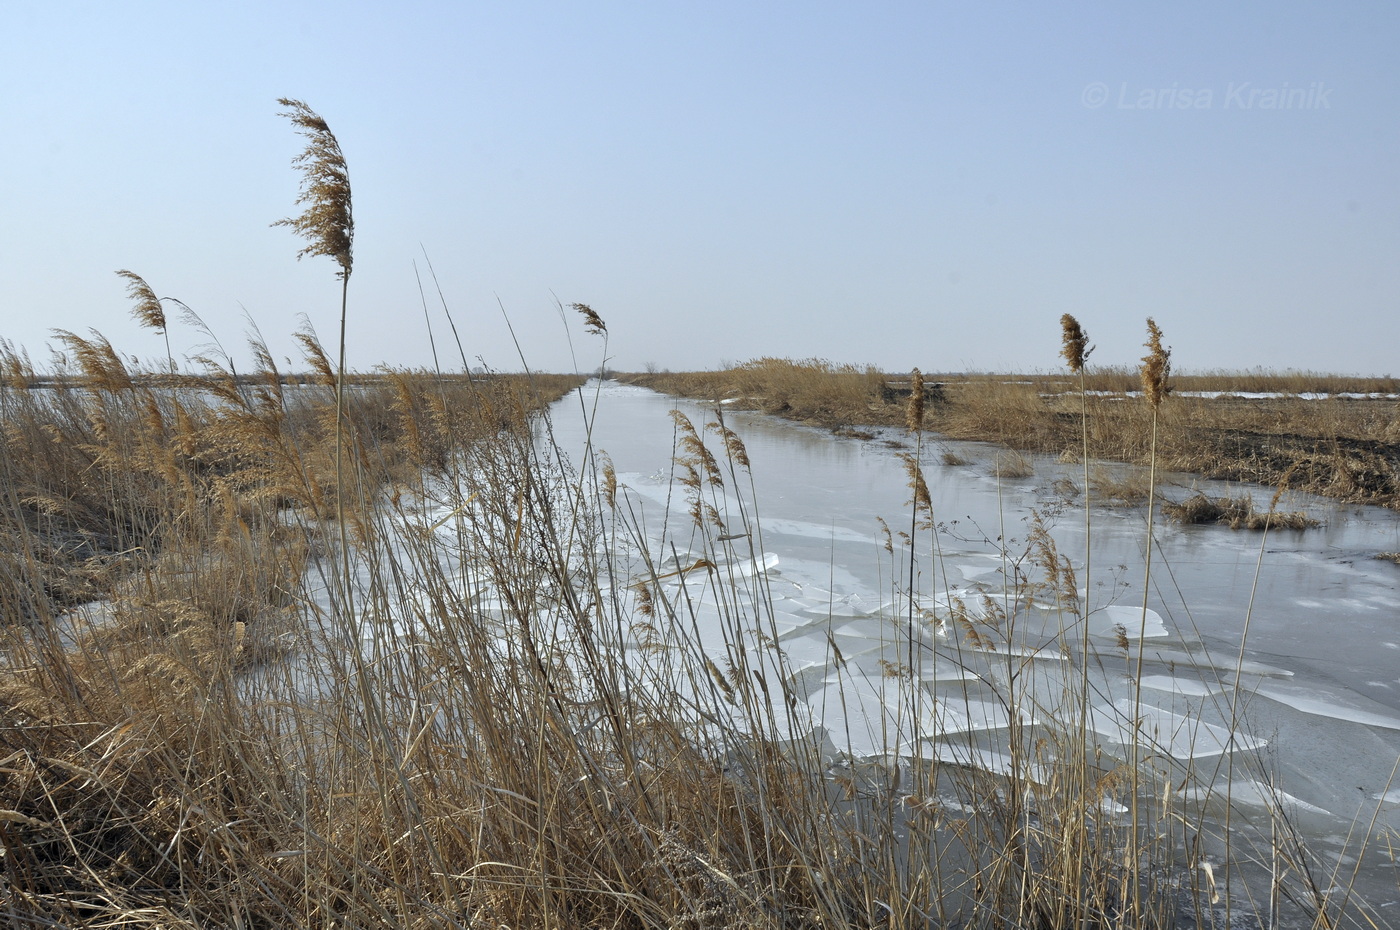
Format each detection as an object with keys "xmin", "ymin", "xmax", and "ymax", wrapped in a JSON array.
[
  {"xmin": 2, "ymin": 99, "xmax": 1380, "ymax": 928},
  {"xmin": 992, "ymin": 449, "xmax": 1034, "ymax": 479},
  {"xmin": 0, "ymin": 340, "xmax": 590, "ymax": 926},
  {"xmin": 624, "ymin": 364, "xmax": 1400, "ymax": 510},
  {"xmin": 1160, "ymin": 492, "xmax": 1318, "ymax": 530},
  {"xmin": 627, "ymin": 357, "xmax": 890, "ymax": 429},
  {"xmin": 2, "ymin": 326, "xmax": 1374, "ymax": 927},
  {"xmin": 1087, "ymin": 466, "xmax": 1155, "ymax": 506}
]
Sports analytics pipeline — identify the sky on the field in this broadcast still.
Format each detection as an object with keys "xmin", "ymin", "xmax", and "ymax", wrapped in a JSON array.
[{"xmin": 2, "ymin": 2, "xmax": 1397, "ymax": 376}]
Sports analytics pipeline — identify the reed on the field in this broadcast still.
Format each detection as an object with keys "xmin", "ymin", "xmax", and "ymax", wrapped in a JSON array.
[
  {"xmin": 625, "ymin": 361, "xmax": 1400, "ymax": 512},
  {"xmin": 4, "ymin": 313, "xmax": 1379, "ymax": 926},
  {"xmin": 2, "ymin": 98, "xmax": 1387, "ymax": 929},
  {"xmin": 116, "ymin": 269, "xmax": 178, "ymax": 373},
  {"xmin": 1161, "ymin": 492, "xmax": 1319, "ymax": 529}
]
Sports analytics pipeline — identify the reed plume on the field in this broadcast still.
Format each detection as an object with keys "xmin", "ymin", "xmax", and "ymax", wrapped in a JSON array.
[
  {"xmin": 906, "ymin": 367, "xmax": 925, "ymax": 433},
  {"xmin": 273, "ymin": 99, "xmax": 354, "ymax": 279},
  {"xmin": 1058, "ymin": 314, "xmax": 1092, "ymax": 374},
  {"xmin": 1057, "ymin": 314, "xmax": 1094, "ymax": 917},
  {"xmin": 117, "ymin": 270, "xmax": 176, "ymax": 372},
  {"xmin": 574, "ymin": 302, "xmax": 607, "ymax": 336},
  {"xmin": 900, "ymin": 452, "xmax": 932, "ymax": 521},
  {"xmin": 1140, "ymin": 317, "xmax": 1170, "ymax": 407},
  {"xmin": 274, "ymin": 98, "xmax": 357, "ymax": 661},
  {"xmin": 117, "ymin": 270, "xmax": 165, "ymax": 334}
]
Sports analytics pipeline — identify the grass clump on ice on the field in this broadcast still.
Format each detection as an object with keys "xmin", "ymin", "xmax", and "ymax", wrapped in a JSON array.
[{"xmin": 1160, "ymin": 492, "xmax": 1319, "ymax": 530}]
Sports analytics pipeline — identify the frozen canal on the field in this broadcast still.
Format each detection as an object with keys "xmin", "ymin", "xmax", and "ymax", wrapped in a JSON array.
[{"xmin": 543, "ymin": 379, "xmax": 1400, "ymax": 918}]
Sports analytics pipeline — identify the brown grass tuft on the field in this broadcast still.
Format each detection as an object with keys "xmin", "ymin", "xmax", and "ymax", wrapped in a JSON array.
[
  {"xmin": 993, "ymin": 449, "xmax": 1034, "ymax": 479},
  {"xmin": 1089, "ymin": 466, "xmax": 1155, "ymax": 505},
  {"xmin": 1161, "ymin": 491, "xmax": 1318, "ymax": 529}
]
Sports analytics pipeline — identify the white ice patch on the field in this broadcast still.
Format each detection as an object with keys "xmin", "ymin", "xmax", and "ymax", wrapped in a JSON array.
[
  {"xmin": 1089, "ymin": 700, "xmax": 1266, "ymax": 760},
  {"xmin": 923, "ymin": 697, "xmax": 1017, "ymax": 733},
  {"xmin": 925, "ymin": 743, "xmax": 1050, "ymax": 784},
  {"xmin": 1179, "ymin": 780, "xmax": 1332, "ymax": 817},
  {"xmin": 964, "ymin": 641, "xmax": 1069, "ymax": 662},
  {"xmin": 1090, "ymin": 604, "xmax": 1169, "ymax": 640},
  {"xmin": 1140, "ymin": 648, "xmax": 1294, "ymax": 679},
  {"xmin": 1139, "ymin": 674, "xmax": 1225, "ymax": 697},
  {"xmin": 757, "ymin": 517, "xmax": 875, "ymax": 545},
  {"xmin": 1254, "ymin": 683, "xmax": 1400, "ymax": 731}
]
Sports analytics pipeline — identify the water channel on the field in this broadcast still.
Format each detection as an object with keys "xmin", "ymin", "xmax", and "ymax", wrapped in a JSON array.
[{"xmin": 538, "ymin": 378, "xmax": 1400, "ymax": 920}]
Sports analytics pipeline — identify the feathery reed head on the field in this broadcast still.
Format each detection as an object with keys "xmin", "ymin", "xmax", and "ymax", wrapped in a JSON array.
[
  {"xmin": 273, "ymin": 98, "xmax": 354, "ymax": 280},
  {"xmin": 906, "ymin": 368, "xmax": 925, "ymax": 433},
  {"xmin": 900, "ymin": 452, "xmax": 932, "ymax": 517},
  {"xmin": 573, "ymin": 303, "xmax": 607, "ymax": 336},
  {"xmin": 116, "ymin": 270, "xmax": 166, "ymax": 334},
  {"xmin": 1140, "ymin": 317, "xmax": 1171, "ymax": 407},
  {"xmin": 1058, "ymin": 314, "xmax": 1092, "ymax": 374}
]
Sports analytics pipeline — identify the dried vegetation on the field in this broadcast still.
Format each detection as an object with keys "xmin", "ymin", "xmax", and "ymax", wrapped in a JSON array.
[
  {"xmin": 623, "ymin": 365, "xmax": 1400, "ymax": 510},
  {"xmin": 1, "ymin": 101, "xmax": 1386, "ymax": 930}
]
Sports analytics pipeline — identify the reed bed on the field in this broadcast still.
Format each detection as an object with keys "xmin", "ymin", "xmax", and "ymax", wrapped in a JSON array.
[
  {"xmin": 623, "ymin": 364, "xmax": 1400, "ymax": 510},
  {"xmin": 1, "ymin": 325, "xmax": 1373, "ymax": 927},
  {"xmin": 1, "ymin": 101, "xmax": 1388, "ymax": 929}
]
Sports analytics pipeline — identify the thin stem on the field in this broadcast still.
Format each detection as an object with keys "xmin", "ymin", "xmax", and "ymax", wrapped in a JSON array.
[{"xmin": 1130, "ymin": 405, "xmax": 1160, "ymax": 923}]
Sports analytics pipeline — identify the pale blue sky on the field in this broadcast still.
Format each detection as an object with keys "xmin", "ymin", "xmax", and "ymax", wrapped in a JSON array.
[{"xmin": 2, "ymin": 2, "xmax": 1397, "ymax": 375}]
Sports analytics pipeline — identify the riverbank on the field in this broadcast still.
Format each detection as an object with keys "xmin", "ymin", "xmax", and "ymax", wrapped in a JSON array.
[
  {"xmin": 620, "ymin": 359, "xmax": 1400, "ymax": 510},
  {"xmin": 6, "ymin": 356, "xmax": 1397, "ymax": 927}
]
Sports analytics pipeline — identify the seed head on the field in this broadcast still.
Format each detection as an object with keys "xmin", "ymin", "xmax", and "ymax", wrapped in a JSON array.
[
  {"xmin": 116, "ymin": 270, "xmax": 166, "ymax": 334},
  {"xmin": 901, "ymin": 452, "xmax": 932, "ymax": 517},
  {"xmin": 1140, "ymin": 317, "xmax": 1171, "ymax": 408},
  {"xmin": 1059, "ymin": 314, "xmax": 1092, "ymax": 374},
  {"xmin": 906, "ymin": 368, "xmax": 925, "ymax": 433},
  {"xmin": 273, "ymin": 98, "xmax": 354, "ymax": 280},
  {"xmin": 574, "ymin": 303, "xmax": 607, "ymax": 336}
]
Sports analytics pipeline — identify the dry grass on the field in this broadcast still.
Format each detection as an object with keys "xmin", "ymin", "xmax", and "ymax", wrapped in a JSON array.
[
  {"xmin": 627, "ymin": 357, "xmax": 892, "ymax": 429},
  {"xmin": 2, "ymin": 100, "xmax": 1381, "ymax": 928},
  {"xmin": 1088, "ymin": 466, "xmax": 1156, "ymax": 506},
  {"xmin": 625, "ymin": 363, "xmax": 1400, "ymax": 510},
  {"xmin": 0, "ymin": 327, "xmax": 1369, "ymax": 927},
  {"xmin": 0, "ymin": 339, "xmax": 590, "ymax": 928},
  {"xmin": 1160, "ymin": 492, "xmax": 1319, "ymax": 529},
  {"xmin": 992, "ymin": 449, "xmax": 1034, "ymax": 479}
]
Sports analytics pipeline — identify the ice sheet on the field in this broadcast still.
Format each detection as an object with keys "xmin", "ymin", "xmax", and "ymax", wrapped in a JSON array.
[{"xmin": 1254, "ymin": 683, "xmax": 1400, "ymax": 731}]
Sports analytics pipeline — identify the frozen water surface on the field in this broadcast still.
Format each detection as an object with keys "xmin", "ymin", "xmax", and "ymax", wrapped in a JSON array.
[{"xmin": 514, "ymin": 381, "xmax": 1400, "ymax": 916}]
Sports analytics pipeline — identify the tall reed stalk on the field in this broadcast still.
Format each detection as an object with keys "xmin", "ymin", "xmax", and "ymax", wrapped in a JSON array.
[
  {"xmin": 1130, "ymin": 316, "xmax": 1170, "ymax": 921},
  {"xmin": 1059, "ymin": 313, "xmax": 1094, "ymax": 920},
  {"xmin": 274, "ymin": 97, "xmax": 354, "ymax": 538}
]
